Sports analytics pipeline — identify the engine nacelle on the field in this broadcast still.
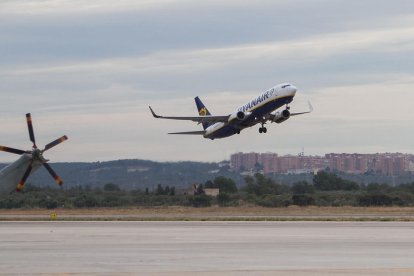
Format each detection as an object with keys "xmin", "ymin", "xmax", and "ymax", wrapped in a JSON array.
[
  {"xmin": 228, "ymin": 111, "xmax": 250, "ymax": 123},
  {"xmin": 272, "ymin": 109, "xmax": 290, "ymax": 124}
]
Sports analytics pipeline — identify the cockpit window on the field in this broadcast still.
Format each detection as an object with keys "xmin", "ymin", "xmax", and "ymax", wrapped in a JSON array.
[{"xmin": 281, "ymin": 84, "xmax": 291, "ymax": 88}]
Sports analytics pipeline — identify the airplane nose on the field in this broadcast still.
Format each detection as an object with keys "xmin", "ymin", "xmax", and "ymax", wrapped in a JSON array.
[{"xmin": 289, "ymin": 86, "xmax": 297, "ymax": 96}]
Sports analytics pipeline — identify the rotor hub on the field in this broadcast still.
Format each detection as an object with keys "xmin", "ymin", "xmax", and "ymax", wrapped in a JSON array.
[{"xmin": 32, "ymin": 148, "xmax": 43, "ymax": 160}]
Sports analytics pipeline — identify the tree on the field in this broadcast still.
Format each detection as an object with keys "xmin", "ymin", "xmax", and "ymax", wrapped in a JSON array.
[
  {"xmin": 313, "ymin": 171, "xmax": 359, "ymax": 191},
  {"xmin": 156, "ymin": 184, "xmax": 164, "ymax": 195},
  {"xmin": 103, "ymin": 183, "xmax": 120, "ymax": 192},
  {"xmin": 204, "ymin": 180, "xmax": 217, "ymax": 188},
  {"xmin": 245, "ymin": 173, "xmax": 282, "ymax": 196},
  {"xmin": 214, "ymin": 176, "xmax": 237, "ymax": 194},
  {"xmin": 292, "ymin": 181, "xmax": 315, "ymax": 194},
  {"xmin": 164, "ymin": 186, "xmax": 170, "ymax": 195},
  {"xmin": 244, "ymin": 175, "xmax": 255, "ymax": 188}
]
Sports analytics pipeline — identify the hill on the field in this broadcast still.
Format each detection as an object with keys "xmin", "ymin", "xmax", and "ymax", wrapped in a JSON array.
[
  {"xmin": 2, "ymin": 159, "xmax": 414, "ymax": 191},
  {"xmin": 0, "ymin": 159, "xmax": 241, "ymax": 191}
]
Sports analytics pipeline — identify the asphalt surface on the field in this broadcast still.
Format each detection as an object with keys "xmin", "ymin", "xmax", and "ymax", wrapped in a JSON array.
[{"xmin": 0, "ymin": 221, "xmax": 413, "ymax": 275}]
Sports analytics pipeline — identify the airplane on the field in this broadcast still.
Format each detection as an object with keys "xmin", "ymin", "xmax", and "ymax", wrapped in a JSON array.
[
  {"xmin": 149, "ymin": 83, "xmax": 312, "ymax": 139},
  {"xmin": 0, "ymin": 113, "xmax": 68, "ymax": 193}
]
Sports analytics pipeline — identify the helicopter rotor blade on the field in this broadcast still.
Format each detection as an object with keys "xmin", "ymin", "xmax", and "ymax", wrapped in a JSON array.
[
  {"xmin": 43, "ymin": 162, "xmax": 63, "ymax": 186},
  {"xmin": 26, "ymin": 113, "xmax": 37, "ymax": 148},
  {"xmin": 43, "ymin": 135, "xmax": 68, "ymax": 152},
  {"xmin": 0, "ymin": 146, "xmax": 26, "ymax": 155},
  {"xmin": 16, "ymin": 162, "xmax": 33, "ymax": 192}
]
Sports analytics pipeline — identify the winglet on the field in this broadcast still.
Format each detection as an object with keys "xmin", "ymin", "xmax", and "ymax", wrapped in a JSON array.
[
  {"xmin": 290, "ymin": 100, "xmax": 314, "ymax": 116},
  {"xmin": 308, "ymin": 100, "xmax": 314, "ymax": 113},
  {"xmin": 149, "ymin": 106, "xmax": 161, "ymax": 118}
]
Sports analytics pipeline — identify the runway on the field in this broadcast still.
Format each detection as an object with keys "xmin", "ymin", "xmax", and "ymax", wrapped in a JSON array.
[{"xmin": 0, "ymin": 221, "xmax": 413, "ymax": 275}]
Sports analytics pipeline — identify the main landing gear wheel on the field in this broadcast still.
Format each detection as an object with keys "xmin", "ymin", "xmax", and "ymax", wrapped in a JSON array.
[{"xmin": 259, "ymin": 127, "xmax": 267, "ymax": 133}]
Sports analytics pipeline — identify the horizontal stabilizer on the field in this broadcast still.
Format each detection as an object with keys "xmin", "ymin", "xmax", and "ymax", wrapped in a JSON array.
[{"xmin": 168, "ymin": 131, "xmax": 206, "ymax": 135}]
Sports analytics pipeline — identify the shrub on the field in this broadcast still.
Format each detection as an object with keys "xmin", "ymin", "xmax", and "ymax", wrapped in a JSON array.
[
  {"xmin": 292, "ymin": 194, "xmax": 315, "ymax": 206},
  {"xmin": 358, "ymin": 194, "xmax": 393, "ymax": 206},
  {"xmin": 188, "ymin": 195, "xmax": 212, "ymax": 207},
  {"xmin": 73, "ymin": 195, "xmax": 98, "ymax": 208},
  {"xmin": 255, "ymin": 195, "xmax": 291, "ymax": 208}
]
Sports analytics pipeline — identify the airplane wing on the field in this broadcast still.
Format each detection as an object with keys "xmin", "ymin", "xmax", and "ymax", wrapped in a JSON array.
[
  {"xmin": 290, "ymin": 101, "xmax": 314, "ymax": 116},
  {"xmin": 149, "ymin": 106, "xmax": 229, "ymax": 123},
  {"xmin": 168, "ymin": 131, "xmax": 206, "ymax": 135}
]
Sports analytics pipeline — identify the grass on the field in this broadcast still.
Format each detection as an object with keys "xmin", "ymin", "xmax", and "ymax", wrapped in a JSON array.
[{"xmin": 1, "ymin": 206, "xmax": 414, "ymax": 221}]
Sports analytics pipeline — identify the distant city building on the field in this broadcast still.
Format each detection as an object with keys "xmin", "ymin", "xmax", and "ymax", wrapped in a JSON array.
[{"xmin": 230, "ymin": 152, "xmax": 412, "ymax": 176}]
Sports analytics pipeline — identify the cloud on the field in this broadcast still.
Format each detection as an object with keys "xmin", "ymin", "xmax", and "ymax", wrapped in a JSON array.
[
  {"xmin": 1, "ymin": 0, "xmax": 414, "ymax": 162},
  {"xmin": 0, "ymin": 0, "xmax": 180, "ymax": 15},
  {"xmin": 4, "ymin": 12, "xmax": 414, "ymax": 72}
]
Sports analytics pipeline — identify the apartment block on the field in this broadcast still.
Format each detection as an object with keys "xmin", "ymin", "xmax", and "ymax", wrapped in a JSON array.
[{"xmin": 230, "ymin": 152, "xmax": 412, "ymax": 176}]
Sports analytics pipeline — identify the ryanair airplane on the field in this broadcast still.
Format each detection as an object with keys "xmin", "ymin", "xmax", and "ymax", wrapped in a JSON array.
[{"xmin": 149, "ymin": 83, "xmax": 312, "ymax": 140}]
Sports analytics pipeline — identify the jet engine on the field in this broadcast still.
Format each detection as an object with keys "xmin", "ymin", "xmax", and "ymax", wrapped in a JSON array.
[
  {"xmin": 228, "ymin": 111, "xmax": 250, "ymax": 123},
  {"xmin": 272, "ymin": 109, "xmax": 290, "ymax": 124}
]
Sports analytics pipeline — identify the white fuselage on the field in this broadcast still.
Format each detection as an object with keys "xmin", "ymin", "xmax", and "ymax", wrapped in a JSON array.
[
  {"xmin": 0, "ymin": 154, "xmax": 41, "ymax": 194},
  {"xmin": 204, "ymin": 83, "xmax": 297, "ymax": 139}
]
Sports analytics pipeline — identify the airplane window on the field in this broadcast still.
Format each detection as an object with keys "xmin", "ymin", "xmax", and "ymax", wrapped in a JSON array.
[{"xmin": 281, "ymin": 84, "xmax": 291, "ymax": 88}]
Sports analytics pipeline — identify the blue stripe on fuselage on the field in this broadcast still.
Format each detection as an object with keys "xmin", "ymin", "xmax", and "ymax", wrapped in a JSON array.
[{"xmin": 205, "ymin": 95, "xmax": 294, "ymax": 139}]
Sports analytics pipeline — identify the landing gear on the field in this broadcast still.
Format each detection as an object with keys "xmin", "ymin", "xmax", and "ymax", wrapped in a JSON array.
[
  {"xmin": 259, "ymin": 123, "xmax": 267, "ymax": 134},
  {"xmin": 256, "ymin": 115, "xmax": 269, "ymax": 134}
]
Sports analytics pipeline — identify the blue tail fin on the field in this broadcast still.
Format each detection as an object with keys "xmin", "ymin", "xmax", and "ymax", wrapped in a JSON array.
[{"xmin": 195, "ymin": 96, "xmax": 213, "ymax": 130}]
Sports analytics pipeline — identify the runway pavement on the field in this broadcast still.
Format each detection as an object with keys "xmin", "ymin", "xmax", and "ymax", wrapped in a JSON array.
[{"xmin": 0, "ymin": 221, "xmax": 413, "ymax": 275}]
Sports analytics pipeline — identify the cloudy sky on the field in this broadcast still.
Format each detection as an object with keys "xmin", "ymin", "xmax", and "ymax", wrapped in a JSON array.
[{"xmin": 0, "ymin": 0, "xmax": 413, "ymax": 162}]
